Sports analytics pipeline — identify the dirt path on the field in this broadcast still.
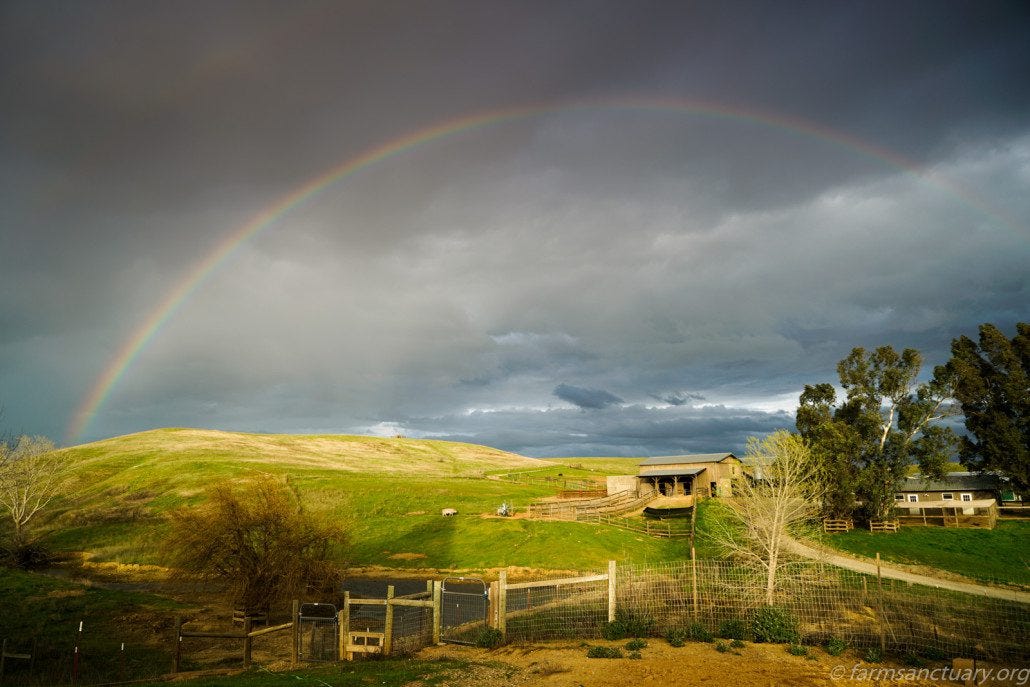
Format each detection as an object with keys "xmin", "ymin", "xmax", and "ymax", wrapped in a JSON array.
[
  {"xmin": 783, "ymin": 537, "xmax": 1030, "ymax": 603},
  {"xmin": 418, "ymin": 640, "xmax": 991, "ymax": 687}
]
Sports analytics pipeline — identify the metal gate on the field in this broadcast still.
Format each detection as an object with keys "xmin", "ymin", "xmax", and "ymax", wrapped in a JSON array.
[
  {"xmin": 298, "ymin": 603, "xmax": 338, "ymax": 661},
  {"xmin": 441, "ymin": 577, "xmax": 489, "ymax": 644}
]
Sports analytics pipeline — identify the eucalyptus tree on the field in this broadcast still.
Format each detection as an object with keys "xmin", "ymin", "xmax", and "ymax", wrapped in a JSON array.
[
  {"xmin": 943, "ymin": 322, "xmax": 1028, "ymax": 493},
  {"xmin": 797, "ymin": 346, "xmax": 956, "ymax": 520}
]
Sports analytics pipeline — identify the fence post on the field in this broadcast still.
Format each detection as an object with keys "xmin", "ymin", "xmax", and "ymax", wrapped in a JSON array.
[
  {"xmin": 488, "ymin": 580, "xmax": 500, "ymax": 628},
  {"xmin": 690, "ymin": 542, "xmax": 699, "ymax": 617},
  {"xmin": 497, "ymin": 570, "xmax": 508, "ymax": 639},
  {"xmin": 242, "ymin": 617, "xmax": 253, "ymax": 668},
  {"xmin": 340, "ymin": 593, "xmax": 351, "ymax": 661},
  {"xmin": 607, "ymin": 560, "xmax": 617, "ymax": 622},
  {"xmin": 876, "ymin": 553, "xmax": 886, "ymax": 654},
  {"xmin": 1, "ymin": 637, "xmax": 7, "ymax": 683},
  {"xmin": 173, "ymin": 617, "xmax": 182, "ymax": 673},
  {"xmin": 384, "ymin": 586, "xmax": 395, "ymax": 656},
  {"xmin": 291, "ymin": 600, "xmax": 300, "ymax": 666},
  {"xmin": 432, "ymin": 581, "xmax": 442, "ymax": 645}
]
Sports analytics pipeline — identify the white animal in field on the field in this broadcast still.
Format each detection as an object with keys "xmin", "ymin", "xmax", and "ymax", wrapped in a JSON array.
[{"xmin": 441, "ymin": 508, "xmax": 458, "ymax": 516}]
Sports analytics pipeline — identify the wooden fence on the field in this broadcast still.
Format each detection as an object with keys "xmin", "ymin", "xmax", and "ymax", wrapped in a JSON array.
[
  {"xmin": 869, "ymin": 520, "xmax": 900, "ymax": 532},
  {"xmin": 174, "ymin": 607, "xmax": 296, "ymax": 673},
  {"xmin": 527, "ymin": 487, "xmax": 656, "ymax": 520},
  {"xmin": 822, "ymin": 518, "xmax": 854, "ymax": 533},
  {"xmin": 589, "ymin": 513, "xmax": 691, "ymax": 538}
]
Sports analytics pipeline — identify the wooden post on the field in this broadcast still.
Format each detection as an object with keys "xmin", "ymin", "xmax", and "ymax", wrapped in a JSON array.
[
  {"xmin": 607, "ymin": 560, "xmax": 617, "ymax": 623},
  {"xmin": 488, "ymin": 581, "xmax": 499, "ymax": 628},
  {"xmin": 341, "ymin": 593, "xmax": 351, "ymax": 660},
  {"xmin": 384, "ymin": 586, "xmax": 395, "ymax": 656},
  {"xmin": 1, "ymin": 637, "xmax": 7, "ymax": 682},
  {"xmin": 691, "ymin": 541, "xmax": 699, "ymax": 617},
  {"xmin": 242, "ymin": 617, "xmax": 253, "ymax": 668},
  {"xmin": 432, "ymin": 581, "xmax": 442, "ymax": 645},
  {"xmin": 173, "ymin": 617, "xmax": 183, "ymax": 674},
  {"xmin": 876, "ymin": 553, "xmax": 886, "ymax": 654},
  {"xmin": 291, "ymin": 600, "xmax": 300, "ymax": 666},
  {"xmin": 497, "ymin": 570, "xmax": 508, "ymax": 639}
]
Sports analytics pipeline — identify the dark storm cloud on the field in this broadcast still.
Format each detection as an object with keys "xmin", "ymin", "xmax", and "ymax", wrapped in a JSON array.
[
  {"xmin": 553, "ymin": 384, "xmax": 624, "ymax": 410},
  {"xmin": 1, "ymin": 1, "xmax": 1028, "ymax": 453}
]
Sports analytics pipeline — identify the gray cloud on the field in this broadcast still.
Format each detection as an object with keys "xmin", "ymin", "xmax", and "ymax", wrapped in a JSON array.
[
  {"xmin": 1, "ymin": 2, "xmax": 1028, "ymax": 454},
  {"xmin": 553, "ymin": 384, "xmax": 624, "ymax": 410}
]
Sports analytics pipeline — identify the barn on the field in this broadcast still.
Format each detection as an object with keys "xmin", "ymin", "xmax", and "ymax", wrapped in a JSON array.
[{"xmin": 636, "ymin": 452, "xmax": 742, "ymax": 501}]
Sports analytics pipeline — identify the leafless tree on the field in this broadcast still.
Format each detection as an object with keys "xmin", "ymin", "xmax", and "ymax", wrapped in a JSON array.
[
  {"xmin": 0, "ymin": 435, "xmax": 66, "ymax": 546},
  {"xmin": 163, "ymin": 475, "xmax": 345, "ymax": 614},
  {"xmin": 710, "ymin": 430, "xmax": 824, "ymax": 605}
]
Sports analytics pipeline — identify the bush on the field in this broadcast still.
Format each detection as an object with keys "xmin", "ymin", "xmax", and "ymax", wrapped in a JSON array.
[
  {"xmin": 628, "ymin": 651, "xmax": 643, "ymax": 660},
  {"xmin": 863, "ymin": 647, "xmax": 883, "ymax": 663},
  {"xmin": 750, "ymin": 606, "xmax": 799, "ymax": 644},
  {"xmin": 625, "ymin": 638, "xmax": 647, "ymax": 651},
  {"xmin": 665, "ymin": 628, "xmax": 687, "ymax": 647},
  {"xmin": 601, "ymin": 611, "xmax": 655, "ymax": 640},
  {"xmin": 730, "ymin": 639, "xmax": 745, "ymax": 649},
  {"xmin": 587, "ymin": 645, "xmax": 623, "ymax": 659},
  {"xmin": 717, "ymin": 618, "xmax": 749, "ymax": 641},
  {"xmin": 0, "ymin": 539, "xmax": 57, "ymax": 570},
  {"xmin": 825, "ymin": 636, "xmax": 847, "ymax": 656},
  {"xmin": 473, "ymin": 627, "xmax": 505, "ymax": 649},
  {"xmin": 714, "ymin": 641, "xmax": 730, "ymax": 653},
  {"xmin": 787, "ymin": 644, "xmax": 807, "ymax": 656},
  {"xmin": 687, "ymin": 622, "xmax": 714, "ymax": 642}
]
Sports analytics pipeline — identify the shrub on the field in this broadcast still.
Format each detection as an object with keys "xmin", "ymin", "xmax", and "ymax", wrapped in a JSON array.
[
  {"xmin": 750, "ymin": 606, "xmax": 799, "ymax": 644},
  {"xmin": 714, "ymin": 641, "xmax": 730, "ymax": 653},
  {"xmin": 473, "ymin": 627, "xmax": 505, "ymax": 649},
  {"xmin": 602, "ymin": 611, "xmax": 655, "ymax": 640},
  {"xmin": 625, "ymin": 638, "xmax": 647, "ymax": 651},
  {"xmin": 628, "ymin": 651, "xmax": 643, "ymax": 660},
  {"xmin": 665, "ymin": 628, "xmax": 687, "ymax": 647},
  {"xmin": 863, "ymin": 648, "xmax": 883, "ymax": 663},
  {"xmin": 730, "ymin": 639, "xmax": 745, "ymax": 649},
  {"xmin": 587, "ymin": 645, "xmax": 623, "ymax": 659},
  {"xmin": 687, "ymin": 622, "xmax": 714, "ymax": 642},
  {"xmin": 787, "ymin": 644, "xmax": 807, "ymax": 656},
  {"xmin": 825, "ymin": 636, "xmax": 847, "ymax": 656},
  {"xmin": 717, "ymin": 618, "xmax": 749, "ymax": 641},
  {"xmin": 0, "ymin": 539, "xmax": 57, "ymax": 570}
]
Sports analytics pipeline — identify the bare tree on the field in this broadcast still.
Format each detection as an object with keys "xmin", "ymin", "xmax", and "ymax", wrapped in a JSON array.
[
  {"xmin": 0, "ymin": 435, "xmax": 66, "ymax": 546},
  {"xmin": 163, "ymin": 475, "xmax": 345, "ymax": 614},
  {"xmin": 710, "ymin": 430, "xmax": 823, "ymax": 605}
]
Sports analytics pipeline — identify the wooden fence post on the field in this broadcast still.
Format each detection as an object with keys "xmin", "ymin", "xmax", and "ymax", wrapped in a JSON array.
[
  {"xmin": 384, "ymin": 586, "xmax": 395, "ymax": 656},
  {"xmin": 242, "ymin": 617, "xmax": 253, "ymax": 668},
  {"xmin": 341, "ymin": 593, "xmax": 351, "ymax": 660},
  {"xmin": 291, "ymin": 600, "xmax": 300, "ymax": 666},
  {"xmin": 488, "ymin": 580, "xmax": 500, "ymax": 628},
  {"xmin": 607, "ymin": 560, "xmax": 617, "ymax": 623},
  {"xmin": 432, "ymin": 581, "xmax": 442, "ymax": 645},
  {"xmin": 497, "ymin": 570, "xmax": 508, "ymax": 639},
  {"xmin": 690, "ymin": 542, "xmax": 699, "ymax": 617},
  {"xmin": 172, "ymin": 617, "xmax": 182, "ymax": 674},
  {"xmin": 876, "ymin": 553, "xmax": 886, "ymax": 654}
]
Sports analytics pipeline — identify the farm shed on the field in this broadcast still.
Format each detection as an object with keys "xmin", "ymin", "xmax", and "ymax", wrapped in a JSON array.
[
  {"xmin": 637, "ymin": 453, "xmax": 741, "ymax": 500},
  {"xmin": 894, "ymin": 472, "xmax": 1004, "ymax": 529}
]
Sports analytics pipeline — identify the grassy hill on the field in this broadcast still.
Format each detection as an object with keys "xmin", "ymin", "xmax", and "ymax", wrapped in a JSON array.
[{"xmin": 41, "ymin": 428, "xmax": 687, "ymax": 572}]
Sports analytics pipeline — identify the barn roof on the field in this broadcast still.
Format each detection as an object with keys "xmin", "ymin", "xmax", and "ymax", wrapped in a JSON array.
[
  {"xmin": 640, "ymin": 452, "xmax": 738, "ymax": 467},
  {"xmin": 901, "ymin": 473, "xmax": 1006, "ymax": 492},
  {"xmin": 639, "ymin": 467, "xmax": 707, "ymax": 478}
]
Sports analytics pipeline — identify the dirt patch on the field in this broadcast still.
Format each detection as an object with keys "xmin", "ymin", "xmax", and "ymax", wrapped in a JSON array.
[
  {"xmin": 417, "ymin": 641, "xmax": 961, "ymax": 687},
  {"xmin": 388, "ymin": 552, "xmax": 427, "ymax": 560}
]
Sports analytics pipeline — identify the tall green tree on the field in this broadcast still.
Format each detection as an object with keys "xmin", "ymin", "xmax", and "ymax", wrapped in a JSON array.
[
  {"xmin": 942, "ymin": 322, "xmax": 1029, "ymax": 493},
  {"xmin": 797, "ymin": 346, "xmax": 956, "ymax": 520}
]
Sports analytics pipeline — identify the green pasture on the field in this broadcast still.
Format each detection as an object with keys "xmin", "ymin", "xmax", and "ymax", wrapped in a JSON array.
[{"xmin": 820, "ymin": 520, "xmax": 1030, "ymax": 587}]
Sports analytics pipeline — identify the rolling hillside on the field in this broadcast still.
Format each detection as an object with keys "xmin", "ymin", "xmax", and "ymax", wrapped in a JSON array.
[{"xmin": 43, "ymin": 428, "xmax": 685, "ymax": 571}]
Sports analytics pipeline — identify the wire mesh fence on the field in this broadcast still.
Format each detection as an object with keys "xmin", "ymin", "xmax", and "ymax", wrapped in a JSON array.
[{"xmin": 501, "ymin": 560, "xmax": 1029, "ymax": 662}]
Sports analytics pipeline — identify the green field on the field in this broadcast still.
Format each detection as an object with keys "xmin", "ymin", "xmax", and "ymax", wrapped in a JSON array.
[
  {"xmin": 820, "ymin": 521, "xmax": 1030, "ymax": 587},
  {"xmin": 34, "ymin": 428, "xmax": 691, "ymax": 573}
]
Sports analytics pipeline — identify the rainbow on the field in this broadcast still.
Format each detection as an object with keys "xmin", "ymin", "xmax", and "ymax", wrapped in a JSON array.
[{"xmin": 64, "ymin": 97, "xmax": 1014, "ymax": 444}]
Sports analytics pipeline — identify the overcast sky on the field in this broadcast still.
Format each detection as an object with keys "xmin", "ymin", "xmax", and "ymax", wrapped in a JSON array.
[{"xmin": 2, "ymin": 1, "xmax": 1028, "ymax": 456}]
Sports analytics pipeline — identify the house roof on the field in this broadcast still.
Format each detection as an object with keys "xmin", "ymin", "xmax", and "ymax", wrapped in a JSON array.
[
  {"xmin": 640, "ymin": 453, "xmax": 737, "ymax": 467},
  {"xmin": 639, "ymin": 467, "xmax": 707, "ymax": 478},
  {"xmin": 901, "ymin": 473, "xmax": 1006, "ymax": 492}
]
